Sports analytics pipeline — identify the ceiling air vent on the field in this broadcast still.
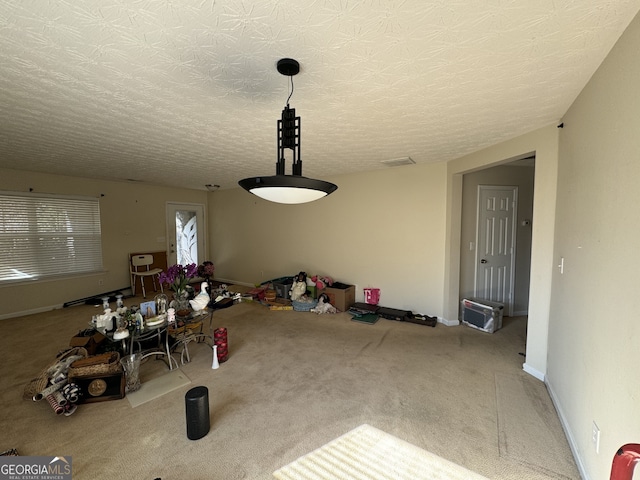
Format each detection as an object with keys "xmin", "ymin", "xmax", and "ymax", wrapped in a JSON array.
[{"xmin": 381, "ymin": 157, "xmax": 415, "ymax": 167}]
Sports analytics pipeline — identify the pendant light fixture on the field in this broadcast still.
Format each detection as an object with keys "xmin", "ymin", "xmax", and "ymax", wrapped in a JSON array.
[{"xmin": 239, "ymin": 58, "xmax": 337, "ymax": 204}]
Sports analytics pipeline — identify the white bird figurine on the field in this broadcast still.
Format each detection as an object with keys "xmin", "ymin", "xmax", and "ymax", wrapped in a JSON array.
[{"xmin": 189, "ymin": 282, "xmax": 210, "ymax": 312}]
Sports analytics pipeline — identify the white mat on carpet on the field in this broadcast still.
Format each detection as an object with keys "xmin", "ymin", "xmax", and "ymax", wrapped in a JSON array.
[
  {"xmin": 126, "ymin": 369, "xmax": 191, "ymax": 408},
  {"xmin": 273, "ymin": 424, "xmax": 488, "ymax": 480}
]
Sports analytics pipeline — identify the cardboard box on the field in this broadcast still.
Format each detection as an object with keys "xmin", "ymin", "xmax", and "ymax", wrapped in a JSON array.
[
  {"xmin": 317, "ymin": 283, "xmax": 356, "ymax": 312},
  {"xmin": 70, "ymin": 331, "xmax": 106, "ymax": 356}
]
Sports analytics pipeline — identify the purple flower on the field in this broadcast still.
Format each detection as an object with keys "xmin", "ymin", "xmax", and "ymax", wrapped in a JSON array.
[{"xmin": 159, "ymin": 263, "xmax": 198, "ymax": 294}]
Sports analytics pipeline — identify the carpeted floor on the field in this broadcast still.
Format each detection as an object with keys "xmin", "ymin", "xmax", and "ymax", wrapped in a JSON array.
[
  {"xmin": 274, "ymin": 423, "xmax": 490, "ymax": 479},
  {"xmin": 0, "ymin": 296, "xmax": 580, "ymax": 479},
  {"xmin": 495, "ymin": 373, "xmax": 578, "ymax": 479}
]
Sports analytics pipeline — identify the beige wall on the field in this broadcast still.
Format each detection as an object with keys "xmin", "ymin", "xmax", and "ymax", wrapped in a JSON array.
[
  {"xmin": 547, "ymin": 10, "xmax": 640, "ymax": 479},
  {"xmin": 459, "ymin": 165, "xmax": 535, "ymax": 315},
  {"xmin": 445, "ymin": 124, "xmax": 559, "ymax": 380},
  {"xmin": 209, "ymin": 162, "xmax": 448, "ymax": 316},
  {"xmin": 0, "ymin": 169, "xmax": 207, "ymax": 317}
]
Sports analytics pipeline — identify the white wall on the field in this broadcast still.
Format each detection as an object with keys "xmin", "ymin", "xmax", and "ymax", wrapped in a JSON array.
[
  {"xmin": 209, "ymin": 162, "xmax": 448, "ymax": 317},
  {"xmin": 547, "ymin": 10, "xmax": 640, "ymax": 479}
]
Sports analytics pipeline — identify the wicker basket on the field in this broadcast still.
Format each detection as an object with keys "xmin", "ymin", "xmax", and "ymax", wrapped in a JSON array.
[
  {"xmin": 23, "ymin": 347, "xmax": 88, "ymax": 400},
  {"xmin": 68, "ymin": 352, "xmax": 121, "ymax": 377},
  {"xmin": 292, "ymin": 299, "xmax": 318, "ymax": 312}
]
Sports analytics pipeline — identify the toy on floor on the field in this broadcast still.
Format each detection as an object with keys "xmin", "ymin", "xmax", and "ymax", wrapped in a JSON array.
[
  {"xmin": 310, "ymin": 293, "xmax": 337, "ymax": 314},
  {"xmin": 290, "ymin": 272, "xmax": 308, "ymax": 301},
  {"xmin": 311, "ymin": 275, "xmax": 334, "ymax": 290}
]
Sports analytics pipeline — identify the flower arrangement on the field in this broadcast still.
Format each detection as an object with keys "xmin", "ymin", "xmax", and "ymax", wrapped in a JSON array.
[
  {"xmin": 197, "ymin": 261, "xmax": 215, "ymax": 280},
  {"xmin": 159, "ymin": 263, "xmax": 198, "ymax": 298}
]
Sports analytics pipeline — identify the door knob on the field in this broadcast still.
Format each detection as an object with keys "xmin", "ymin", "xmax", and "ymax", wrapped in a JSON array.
[{"xmin": 480, "ymin": 259, "xmax": 488, "ymax": 264}]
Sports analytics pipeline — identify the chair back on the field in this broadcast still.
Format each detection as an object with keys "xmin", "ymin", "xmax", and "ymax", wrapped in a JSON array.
[{"xmin": 131, "ymin": 254, "xmax": 154, "ymax": 271}]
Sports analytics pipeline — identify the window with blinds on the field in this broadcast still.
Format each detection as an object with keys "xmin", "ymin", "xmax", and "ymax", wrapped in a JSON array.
[{"xmin": 0, "ymin": 192, "xmax": 103, "ymax": 284}]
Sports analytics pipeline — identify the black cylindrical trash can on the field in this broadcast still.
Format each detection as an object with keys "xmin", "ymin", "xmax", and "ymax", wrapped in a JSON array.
[{"xmin": 185, "ymin": 386, "xmax": 210, "ymax": 440}]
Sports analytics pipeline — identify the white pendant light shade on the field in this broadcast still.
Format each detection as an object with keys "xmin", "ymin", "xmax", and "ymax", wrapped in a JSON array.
[{"xmin": 240, "ymin": 175, "xmax": 337, "ymax": 204}]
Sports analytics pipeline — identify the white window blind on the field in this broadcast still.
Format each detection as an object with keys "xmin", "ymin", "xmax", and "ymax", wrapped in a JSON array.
[{"xmin": 0, "ymin": 192, "xmax": 103, "ymax": 284}]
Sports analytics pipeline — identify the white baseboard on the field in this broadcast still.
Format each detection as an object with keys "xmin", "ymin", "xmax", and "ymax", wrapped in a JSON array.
[
  {"xmin": 546, "ymin": 378, "xmax": 590, "ymax": 480},
  {"xmin": 523, "ymin": 362, "xmax": 545, "ymax": 382},
  {"xmin": 439, "ymin": 317, "xmax": 460, "ymax": 327},
  {"xmin": 0, "ymin": 304, "xmax": 64, "ymax": 321}
]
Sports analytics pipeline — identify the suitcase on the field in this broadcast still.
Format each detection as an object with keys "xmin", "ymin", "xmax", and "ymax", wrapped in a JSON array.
[
  {"xmin": 348, "ymin": 302, "xmax": 380, "ymax": 315},
  {"xmin": 377, "ymin": 307, "xmax": 411, "ymax": 322},
  {"xmin": 405, "ymin": 313, "xmax": 437, "ymax": 327}
]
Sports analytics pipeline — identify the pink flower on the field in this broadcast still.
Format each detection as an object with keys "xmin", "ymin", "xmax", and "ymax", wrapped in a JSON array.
[{"xmin": 197, "ymin": 261, "xmax": 215, "ymax": 278}]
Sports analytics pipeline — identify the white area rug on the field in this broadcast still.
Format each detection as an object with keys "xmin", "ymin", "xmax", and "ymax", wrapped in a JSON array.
[
  {"xmin": 273, "ymin": 424, "xmax": 488, "ymax": 480},
  {"xmin": 126, "ymin": 369, "xmax": 191, "ymax": 408}
]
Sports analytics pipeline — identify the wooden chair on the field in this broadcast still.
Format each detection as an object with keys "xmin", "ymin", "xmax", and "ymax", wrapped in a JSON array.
[{"xmin": 129, "ymin": 254, "xmax": 163, "ymax": 298}]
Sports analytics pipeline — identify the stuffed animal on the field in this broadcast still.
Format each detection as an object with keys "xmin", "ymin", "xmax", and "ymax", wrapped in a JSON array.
[
  {"xmin": 310, "ymin": 275, "xmax": 334, "ymax": 290},
  {"xmin": 310, "ymin": 293, "xmax": 337, "ymax": 314}
]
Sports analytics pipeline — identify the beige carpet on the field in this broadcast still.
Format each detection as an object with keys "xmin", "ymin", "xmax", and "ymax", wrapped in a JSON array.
[
  {"xmin": 126, "ymin": 369, "xmax": 191, "ymax": 408},
  {"xmin": 1, "ymin": 299, "xmax": 580, "ymax": 479},
  {"xmin": 495, "ymin": 373, "xmax": 579, "ymax": 479},
  {"xmin": 274, "ymin": 424, "xmax": 489, "ymax": 480}
]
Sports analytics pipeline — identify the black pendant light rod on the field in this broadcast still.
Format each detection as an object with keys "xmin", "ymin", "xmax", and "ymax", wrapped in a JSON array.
[
  {"xmin": 276, "ymin": 58, "xmax": 303, "ymax": 177},
  {"xmin": 278, "ymin": 105, "xmax": 302, "ymax": 176}
]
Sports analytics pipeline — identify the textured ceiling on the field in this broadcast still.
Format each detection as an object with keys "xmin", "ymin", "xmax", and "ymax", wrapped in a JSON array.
[{"xmin": 1, "ymin": 1, "xmax": 639, "ymax": 191}]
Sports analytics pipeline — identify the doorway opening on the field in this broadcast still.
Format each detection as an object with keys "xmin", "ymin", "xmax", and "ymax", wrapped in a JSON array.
[{"xmin": 459, "ymin": 157, "xmax": 535, "ymax": 320}]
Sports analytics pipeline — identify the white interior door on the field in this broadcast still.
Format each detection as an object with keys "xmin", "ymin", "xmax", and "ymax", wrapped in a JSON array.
[
  {"xmin": 166, "ymin": 203, "xmax": 205, "ymax": 266},
  {"xmin": 475, "ymin": 186, "xmax": 517, "ymax": 315}
]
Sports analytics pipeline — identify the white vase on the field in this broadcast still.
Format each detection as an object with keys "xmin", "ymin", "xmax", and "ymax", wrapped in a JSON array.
[{"xmin": 211, "ymin": 345, "xmax": 219, "ymax": 370}]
